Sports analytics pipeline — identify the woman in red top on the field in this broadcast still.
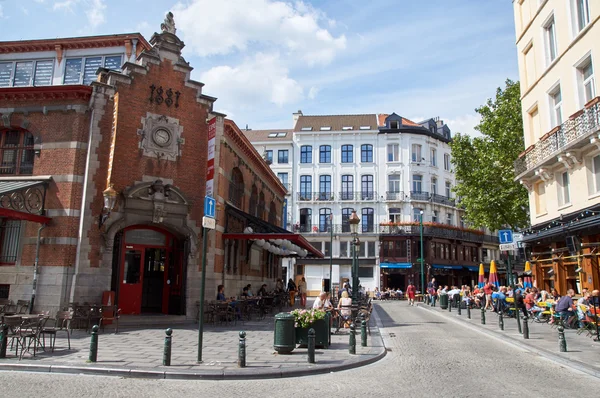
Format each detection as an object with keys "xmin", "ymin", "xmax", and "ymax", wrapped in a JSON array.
[
  {"xmin": 406, "ymin": 283, "xmax": 416, "ymax": 306},
  {"xmin": 483, "ymin": 281, "xmax": 494, "ymax": 311}
]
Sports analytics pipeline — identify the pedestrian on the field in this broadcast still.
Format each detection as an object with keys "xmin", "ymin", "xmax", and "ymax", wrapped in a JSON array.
[
  {"xmin": 297, "ymin": 277, "xmax": 307, "ymax": 307},
  {"xmin": 287, "ymin": 278, "xmax": 296, "ymax": 307},
  {"xmin": 406, "ymin": 282, "xmax": 416, "ymax": 306}
]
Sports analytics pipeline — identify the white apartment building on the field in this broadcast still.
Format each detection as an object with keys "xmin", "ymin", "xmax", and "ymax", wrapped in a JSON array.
[{"xmin": 513, "ymin": 0, "xmax": 600, "ymax": 292}]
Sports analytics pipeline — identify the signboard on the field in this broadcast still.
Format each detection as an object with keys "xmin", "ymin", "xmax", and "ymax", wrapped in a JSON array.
[
  {"xmin": 202, "ymin": 216, "xmax": 216, "ymax": 230},
  {"xmin": 499, "ymin": 243, "xmax": 516, "ymax": 251},
  {"xmin": 205, "ymin": 117, "xmax": 217, "ymax": 198},
  {"xmin": 204, "ymin": 196, "xmax": 216, "ymax": 218},
  {"xmin": 498, "ymin": 229, "xmax": 513, "ymax": 244}
]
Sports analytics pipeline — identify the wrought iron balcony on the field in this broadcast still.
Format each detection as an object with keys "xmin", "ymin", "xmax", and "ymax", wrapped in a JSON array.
[
  {"xmin": 431, "ymin": 193, "xmax": 455, "ymax": 206},
  {"xmin": 337, "ymin": 191, "xmax": 378, "ymax": 201},
  {"xmin": 514, "ymin": 98, "xmax": 600, "ymax": 179},
  {"xmin": 378, "ymin": 224, "xmax": 485, "ymax": 243},
  {"xmin": 410, "ymin": 191, "xmax": 430, "ymax": 201},
  {"xmin": 293, "ymin": 223, "xmax": 371, "ymax": 234},
  {"xmin": 385, "ymin": 191, "xmax": 405, "ymax": 201},
  {"xmin": 296, "ymin": 192, "xmax": 335, "ymax": 201}
]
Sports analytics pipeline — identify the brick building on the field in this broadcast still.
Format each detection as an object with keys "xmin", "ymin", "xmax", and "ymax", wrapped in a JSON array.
[{"xmin": 0, "ymin": 14, "xmax": 320, "ymax": 317}]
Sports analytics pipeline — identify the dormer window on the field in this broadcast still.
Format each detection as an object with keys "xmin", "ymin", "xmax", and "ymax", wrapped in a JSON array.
[
  {"xmin": 320, "ymin": 126, "xmax": 331, "ymax": 131},
  {"xmin": 300, "ymin": 127, "xmax": 312, "ymax": 131},
  {"xmin": 342, "ymin": 126, "xmax": 353, "ymax": 131},
  {"xmin": 390, "ymin": 121, "xmax": 399, "ymax": 129},
  {"xmin": 359, "ymin": 126, "xmax": 370, "ymax": 130}
]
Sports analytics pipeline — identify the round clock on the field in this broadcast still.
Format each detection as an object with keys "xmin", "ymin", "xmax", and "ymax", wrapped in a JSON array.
[{"xmin": 153, "ymin": 128, "xmax": 171, "ymax": 147}]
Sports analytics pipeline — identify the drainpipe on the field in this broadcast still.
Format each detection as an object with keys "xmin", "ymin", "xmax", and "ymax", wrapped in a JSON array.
[{"xmin": 29, "ymin": 224, "xmax": 47, "ymax": 313}]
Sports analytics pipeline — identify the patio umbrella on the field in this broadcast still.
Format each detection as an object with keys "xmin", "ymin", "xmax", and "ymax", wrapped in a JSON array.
[
  {"xmin": 488, "ymin": 260, "xmax": 500, "ymax": 288},
  {"xmin": 478, "ymin": 263, "xmax": 485, "ymax": 288},
  {"xmin": 523, "ymin": 261, "xmax": 533, "ymax": 288}
]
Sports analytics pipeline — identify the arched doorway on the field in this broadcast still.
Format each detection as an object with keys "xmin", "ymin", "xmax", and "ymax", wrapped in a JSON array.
[{"xmin": 115, "ymin": 225, "xmax": 182, "ymax": 315}]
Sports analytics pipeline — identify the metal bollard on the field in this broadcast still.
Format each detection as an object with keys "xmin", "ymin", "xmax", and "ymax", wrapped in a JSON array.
[
  {"xmin": 307, "ymin": 328, "xmax": 315, "ymax": 364},
  {"xmin": 458, "ymin": 302, "xmax": 462, "ymax": 315},
  {"xmin": 516, "ymin": 307, "xmax": 522, "ymax": 334},
  {"xmin": 467, "ymin": 305, "xmax": 471, "ymax": 319},
  {"xmin": 448, "ymin": 301, "xmax": 452, "ymax": 312},
  {"xmin": 558, "ymin": 321, "xmax": 567, "ymax": 352},
  {"xmin": 523, "ymin": 315, "xmax": 529, "ymax": 339},
  {"xmin": 88, "ymin": 325, "xmax": 99, "ymax": 363},
  {"xmin": 238, "ymin": 331, "xmax": 246, "ymax": 368},
  {"xmin": 481, "ymin": 307, "xmax": 486, "ymax": 325},
  {"xmin": 361, "ymin": 320, "xmax": 367, "ymax": 347},
  {"xmin": 349, "ymin": 323, "xmax": 356, "ymax": 355},
  {"xmin": 163, "ymin": 328, "xmax": 173, "ymax": 366},
  {"xmin": 0, "ymin": 324, "xmax": 8, "ymax": 359},
  {"xmin": 499, "ymin": 310, "xmax": 504, "ymax": 331}
]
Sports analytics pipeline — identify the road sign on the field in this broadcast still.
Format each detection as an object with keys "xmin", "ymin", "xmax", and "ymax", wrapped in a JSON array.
[
  {"xmin": 204, "ymin": 196, "xmax": 216, "ymax": 218},
  {"xmin": 498, "ymin": 229, "xmax": 513, "ymax": 244},
  {"xmin": 202, "ymin": 216, "xmax": 216, "ymax": 229},
  {"xmin": 499, "ymin": 243, "xmax": 516, "ymax": 251}
]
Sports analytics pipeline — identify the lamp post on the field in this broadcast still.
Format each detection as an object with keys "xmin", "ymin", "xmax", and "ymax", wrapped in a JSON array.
[
  {"xmin": 348, "ymin": 210, "xmax": 361, "ymax": 307},
  {"xmin": 329, "ymin": 213, "xmax": 334, "ymax": 297},
  {"xmin": 419, "ymin": 210, "xmax": 425, "ymax": 296}
]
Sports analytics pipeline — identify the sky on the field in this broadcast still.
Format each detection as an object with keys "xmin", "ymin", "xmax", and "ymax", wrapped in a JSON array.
[{"xmin": 0, "ymin": 0, "xmax": 519, "ymax": 136}]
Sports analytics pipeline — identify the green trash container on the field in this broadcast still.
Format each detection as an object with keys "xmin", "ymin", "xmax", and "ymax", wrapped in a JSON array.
[
  {"xmin": 439, "ymin": 294, "xmax": 449, "ymax": 309},
  {"xmin": 274, "ymin": 312, "xmax": 296, "ymax": 354}
]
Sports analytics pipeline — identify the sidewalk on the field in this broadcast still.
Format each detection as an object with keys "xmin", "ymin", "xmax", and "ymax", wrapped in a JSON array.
[
  {"xmin": 419, "ymin": 302, "xmax": 600, "ymax": 378},
  {"xmin": 0, "ymin": 307, "xmax": 386, "ymax": 380}
]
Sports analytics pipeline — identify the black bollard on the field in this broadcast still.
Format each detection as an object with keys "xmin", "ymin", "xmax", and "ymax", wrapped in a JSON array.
[
  {"xmin": 361, "ymin": 320, "xmax": 367, "ymax": 347},
  {"xmin": 516, "ymin": 307, "xmax": 522, "ymax": 334},
  {"xmin": 238, "ymin": 331, "xmax": 246, "ymax": 368},
  {"xmin": 0, "ymin": 324, "xmax": 7, "ymax": 359},
  {"xmin": 481, "ymin": 307, "xmax": 486, "ymax": 325},
  {"xmin": 499, "ymin": 310, "xmax": 504, "ymax": 331},
  {"xmin": 458, "ymin": 302, "xmax": 462, "ymax": 315},
  {"xmin": 558, "ymin": 321, "xmax": 567, "ymax": 352},
  {"xmin": 449, "ymin": 301, "xmax": 452, "ymax": 312},
  {"xmin": 523, "ymin": 315, "xmax": 529, "ymax": 339},
  {"xmin": 163, "ymin": 328, "xmax": 173, "ymax": 366},
  {"xmin": 88, "ymin": 325, "xmax": 99, "ymax": 363},
  {"xmin": 349, "ymin": 323, "xmax": 356, "ymax": 355},
  {"xmin": 307, "ymin": 328, "xmax": 315, "ymax": 364},
  {"xmin": 467, "ymin": 305, "xmax": 471, "ymax": 319}
]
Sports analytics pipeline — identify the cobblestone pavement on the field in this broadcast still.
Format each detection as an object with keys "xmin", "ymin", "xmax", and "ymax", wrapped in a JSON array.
[{"xmin": 1, "ymin": 302, "xmax": 598, "ymax": 398}]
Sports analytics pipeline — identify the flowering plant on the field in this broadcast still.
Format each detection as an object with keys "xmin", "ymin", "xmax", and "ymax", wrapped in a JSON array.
[{"xmin": 290, "ymin": 308, "xmax": 326, "ymax": 328}]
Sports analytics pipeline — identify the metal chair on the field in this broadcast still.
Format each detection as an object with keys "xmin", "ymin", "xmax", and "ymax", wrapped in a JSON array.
[
  {"xmin": 41, "ymin": 311, "xmax": 72, "ymax": 351},
  {"xmin": 99, "ymin": 305, "xmax": 121, "ymax": 334}
]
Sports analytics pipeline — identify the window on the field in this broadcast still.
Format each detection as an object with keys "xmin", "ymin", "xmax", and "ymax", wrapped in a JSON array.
[
  {"xmin": 358, "ymin": 267, "xmax": 374, "ymax": 278},
  {"xmin": 444, "ymin": 153, "xmax": 451, "ymax": 171},
  {"xmin": 527, "ymin": 105, "xmax": 540, "ymax": 146},
  {"xmin": 300, "ymin": 145, "xmax": 312, "ymax": 163},
  {"xmin": 361, "ymin": 144, "xmax": 373, "ymax": 162},
  {"xmin": 359, "ymin": 126, "xmax": 370, "ymax": 130},
  {"xmin": 319, "ymin": 145, "xmax": 331, "ymax": 163},
  {"xmin": 572, "ymin": 0, "xmax": 590, "ymax": 33},
  {"xmin": 319, "ymin": 175, "xmax": 332, "ymax": 200},
  {"xmin": 268, "ymin": 132, "xmax": 287, "ymax": 138},
  {"xmin": 278, "ymin": 150, "xmax": 289, "ymax": 164},
  {"xmin": 388, "ymin": 174, "xmax": 401, "ymax": 193},
  {"xmin": 249, "ymin": 186, "xmax": 258, "ymax": 217},
  {"xmin": 430, "ymin": 148, "xmax": 437, "ymax": 167},
  {"xmin": 549, "ymin": 85, "xmax": 563, "ymax": 127},
  {"xmin": 0, "ymin": 60, "xmax": 54, "ymax": 87},
  {"xmin": 523, "ymin": 43, "xmax": 536, "ymax": 89},
  {"xmin": 411, "ymin": 144, "xmax": 422, "ymax": 162},
  {"xmin": 413, "ymin": 208, "xmax": 423, "ymax": 222},
  {"xmin": 559, "ymin": 171, "xmax": 571, "ymax": 206},
  {"xmin": 0, "ymin": 130, "xmax": 35, "ymax": 175},
  {"xmin": 341, "ymin": 175, "xmax": 353, "ymax": 200},
  {"xmin": 299, "ymin": 175, "xmax": 312, "ymax": 200},
  {"xmin": 389, "ymin": 208, "xmax": 402, "ymax": 223},
  {"xmin": 324, "ymin": 241, "xmax": 331, "ymax": 256},
  {"xmin": 578, "ymin": 58, "xmax": 595, "ymax": 105},
  {"xmin": 265, "ymin": 150, "xmax": 273, "ymax": 163},
  {"xmin": 340, "ymin": 241, "xmax": 348, "ymax": 257},
  {"xmin": 362, "ymin": 208, "xmax": 374, "ymax": 232},
  {"xmin": 368, "ymin": 241, "xmax": 375, "ymax": 257},
  {"xmin": 359, "ymin": 241, "xmax": 366, "ymax": 257},
  {"xmin": 320, "ymin": 126, "xmax": 331, "ymax": 131},
  {"xmin": 342, "ymin": 208, "xmax": 353, "ymax": 232},
  {"xmin": 390, "ymin": 120, "xmax": 399, "ymax": 129},
  {"xmin": 534, "ymin": 181, "xmax": 546, "ymax": 214},
  {"xmin": 0, "ymin": 220, "xmax": 22, "ymax": 264},
  {"xmin": 445, "ymin": 181, "xmax": 452, "ymax": 198},
  {"xmin": 431, "ymin": 177, "xmax": 437, "ymax": 195},
  {"xmin": 446, "ymin": 213, "xmax": 453, "ymax": 225},
  {"xmin": 361, "ymin": 175, "xmax": 374, "ymax": 200},
  {"xmin": 341, "ymin": 145, "xmax": 353, "ymax": 163},
  {"xmin": 299, "ymin": 208, "xmax": 312, "ymax": 231},
  {"xmin": 544, "ymin": 16, "xmax": 557, "ymax": 65},
  {"xmin": 229, "ymin": 167, "xmax": 244, "ymax": 209},
  {"xmin": 268, "ymin": 133, "xmax": 278, "ymax": 138},
  {"xmin": 64, "ymin": 55, "xmax": 123, "ymax": 85},
  {"xmin": 593, "ymin": 155, "xmax": 600, "ymax": 193},
  {"xmin": 0, "ymin": 284, "xmax": 9, "ymax": 299},
  {"xmin": 412, "ymin": 175, "xmax": 422, "ymax": 193},
  {"xmin": 342, "ymin": 126, "xmax": 353, "ymax": 131},
  {"xmin": 460, "ymin": 217, "xmax": 465, "ymax": 229},
  {"xmin": 319, "ymin": 208, "xmax": 332, "ymax": 232},
  {"xmin": 432, "ymin": 210, "xmax": 439, "ymax": 223},
  {"xmin": 277, "ymin": 172, "xmax": 288, "ymax": 186},
  {"xmin": 387, "ymin": 144, "xmax": 399, "ymax": 162},
  {"xmin": 301, "ymin": 127, "xmax": 312, "ymax": 131}
]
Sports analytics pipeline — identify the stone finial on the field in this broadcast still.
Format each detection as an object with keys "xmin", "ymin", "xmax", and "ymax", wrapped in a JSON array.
[{"xmin": 161, "ymin": 12, "xmax": 176, "ymax": 34}]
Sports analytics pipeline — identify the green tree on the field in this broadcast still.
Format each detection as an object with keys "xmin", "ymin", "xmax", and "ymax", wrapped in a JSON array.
[{"xmin": 450, "ymin": 79, "xmax": 529, "ymax": 231}]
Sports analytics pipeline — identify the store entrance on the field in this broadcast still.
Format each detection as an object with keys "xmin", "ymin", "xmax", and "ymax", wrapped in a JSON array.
[{"xmin": 384, "ymin": 273, "xmax": 406, "ymax": 290}]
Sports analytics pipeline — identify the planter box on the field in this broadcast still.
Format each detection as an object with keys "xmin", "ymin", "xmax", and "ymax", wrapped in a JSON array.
[{"xmin": 295, "ymin": 315, "xmax": 330, "ymax": 348}]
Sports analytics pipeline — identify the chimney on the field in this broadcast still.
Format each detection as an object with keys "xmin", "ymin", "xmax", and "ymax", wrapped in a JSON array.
[{"xmin": 293, "ymin": 110, "xmax": 303, "ymax": 127}]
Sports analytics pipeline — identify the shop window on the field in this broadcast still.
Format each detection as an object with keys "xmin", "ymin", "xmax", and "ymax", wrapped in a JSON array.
[
  {"xmin": 358, "ymin": 267, "xmax": 374, "ymax": 278},
  {"xmin": 0, "ymin": 284, "xmax": 9, "ymax": 298}
]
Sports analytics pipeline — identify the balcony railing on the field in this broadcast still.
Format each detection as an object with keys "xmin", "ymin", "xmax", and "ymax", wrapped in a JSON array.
[
  {"xmin": 293, "ymin": 223, "xmax": 374, "ymax": 233},
  {"xmin": 410, "ymin": 191, "xmax": 430, "ymax": 201},
  {"xmin": 431, "ymin": 193, "xmax": 455, "ymax": 206},
  {"xmin": 297, "ymin": 192, "xmax": 335, "ymax": 201},
  {"xmin": 514, "ymin": 98, "xmax": 600, "ymax": 178},
  {"xmin": 297, "ymin": 191, "xmax": 378, "ymax": 201},
  {"xmin": 378, "ymin": 224, "xmax": 484, "ymax": 243},
  {"xmin": 385, "ymin": 191, "xmax": 405, "ymax": 201}
]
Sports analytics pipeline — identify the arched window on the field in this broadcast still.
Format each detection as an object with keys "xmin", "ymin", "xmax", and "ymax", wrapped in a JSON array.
[
  {"xmin": 0, "ymin": 129, "xmax": 35, "ymax": 175},
  {"xmin": 229, "ymin": 167, "xmax": 244, "ymax": 209},
  {"xmin": 258, "ymin": 191, "xmax": 265, "ymax": 220},
  {"xmin": 249, "ymin": 185, "xmax": 258, "ymax": 216},
  {"xmin": 268, "ymin": 201, "xmax": 277, "ymax": 225}
]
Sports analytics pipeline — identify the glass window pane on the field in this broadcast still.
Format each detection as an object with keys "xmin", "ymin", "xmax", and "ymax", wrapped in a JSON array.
[
  {"xmin": 64, "ymin": 58, "xmax": 82, "ymax": 84},
  {"xmin": 124, "ymin": 229, "xmax": 166, "ymax": 246},
  {"xmin": 33, "ymin": 60, "xmax": 54, "ymax": 86},
  {"xmin": 0, "ymin": 63, "xmax": 13, "ymax": 87},
  {"xmin": 13, "ymin": 61, "xmax": 34, "ymax": 87},
  {"xmin": 124, "ymin": 250, "xmax": 142, "ymax": 284},
  {"xmin": 83, "ymin": 57, "xmax": 102, "ymax": 85},
  {"xmin": 104, "ymin": 55, "xmax": 123, "ymax": 71}
]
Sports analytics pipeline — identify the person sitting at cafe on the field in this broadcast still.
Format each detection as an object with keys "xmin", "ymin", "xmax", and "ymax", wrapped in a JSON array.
[
  {"xmin": 313, "ymin": 292, "xmax": 333, "ymax": 310},
  {"xmin": 258, "ymin": 284, "xmax": 268, "ymax": 297},
  {"xmin": 217, "ymin": 285, "xmax": 226, "ymax": 301},
  {"xmin": 246, "ymin": 284, "xmax": 254, "ymax": 297},
  {"xmin": 555, "ymin": 288, "xmax": 576, "ymax": 325},
  {"xmin": 241, "ymin": 286, "xmax": 249, "ymax": 297},
  {"xmin": 275, "ymin": 279, "xmax": 284, "ymax": 293}
]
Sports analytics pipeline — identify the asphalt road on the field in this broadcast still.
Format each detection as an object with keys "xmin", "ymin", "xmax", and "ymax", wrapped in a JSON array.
[{"xmin": 1, "ymin": 302, "xmax": 597, "ymax": 397}]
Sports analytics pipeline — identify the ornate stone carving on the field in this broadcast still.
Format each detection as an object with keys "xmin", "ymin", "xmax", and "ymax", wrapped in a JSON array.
[
  {"xmin": 137, "ymin": 113, "xmax": 184, "ymax": 160},
  {"xmin": 161, "ymin": 12, "xmax": 176, "ymax": 35}
]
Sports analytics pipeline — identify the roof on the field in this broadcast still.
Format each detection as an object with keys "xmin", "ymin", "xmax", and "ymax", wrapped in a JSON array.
[
  {"xmin": 377, "ymin": 114, "xmax": 420, "ymax": 127},
  {"xmin": 0, "ymin": 33, "xmax": 151, "ymax": 54},
  {"xmin": 242, "ymin": 129, "xmax": 294, "ymax": 142},
  {"xmin": 293, "ymin": 114, "xmax": 378, "ymax": 132}
]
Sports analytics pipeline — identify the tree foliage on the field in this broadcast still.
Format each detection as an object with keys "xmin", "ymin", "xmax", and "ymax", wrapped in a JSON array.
[{"xmin": 450, "ymin": 79, "xmax": 529, "ymax": 231}]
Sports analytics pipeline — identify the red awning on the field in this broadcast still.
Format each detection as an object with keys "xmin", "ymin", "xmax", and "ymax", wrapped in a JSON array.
[
  {"xmin": 0, "ymin": 208, "xmax": 51, "ymax": 224},
  {"xmin": 222, "ymin": 232, "xmax": 324, "ymax": 258}
]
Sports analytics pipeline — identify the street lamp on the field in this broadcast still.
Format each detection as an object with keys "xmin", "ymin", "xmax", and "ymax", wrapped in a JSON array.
[
  {"xmin": 419, "ymin": 210, "xmax": 425, "ymax": 296},
  {"xmin": 348, "ymin": 210, "xmax": 360, "ymax": 307},
  {"xmin": 328, "ymin": 213, "xmax": 334, "ymax": 298}
]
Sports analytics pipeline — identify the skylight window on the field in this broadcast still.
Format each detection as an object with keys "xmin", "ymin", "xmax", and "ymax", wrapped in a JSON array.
[
  {"xmin": 268, "ymin": 133, "xmax": 278, "ymax": 137},
  {"xmin": 320, "ymin": 126, "xmax": 331, "ymax": 131},
  {"xmin": 301, "ymin": 127, "xmax": 313, "ymax": 131},
  {"xmin": 359, "ymin": 126, "xmax": 370, "ymax": 130},
  {"xmin": 342, "ymin": 126, "xmax": 353, "ymax": 130},
  {"xmin": 276, "ymin": 132, "xmax": 287, "ymax": 137}
]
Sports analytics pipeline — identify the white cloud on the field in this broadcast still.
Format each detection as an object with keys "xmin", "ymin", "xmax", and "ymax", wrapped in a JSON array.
[
  {"xmin": 200, "ymin": 53, "xmax": 304, "ymax": 109},
  {"xmin": 21, "ymin": 7, "xmax": 30, "ymax": 16},
  {"xmin": 86, "ymin": 0, "xmax": 106, "ymax": 28},
  {"xmin": 173, "ymin": 0, "xmax": 346, "ymax": 66},
  {"xmin": 308, "ymin": 86, "xmax": 319, "ymax": 100},
  {"xmin": 445, "ymin": 114, "xmax": 482, "ymax": 138},
  {"xmin": 53, "ymin": 0, "xmax": 78, "ymax": 11}
]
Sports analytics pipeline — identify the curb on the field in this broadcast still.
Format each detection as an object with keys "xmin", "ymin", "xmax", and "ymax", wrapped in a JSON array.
[
  {"xmin": 417, "ymin": 303, "xmax": 600, "ymax": 380},
  {"xmin": 0, "ymin": 311, "xmax": 387, "ymax": 380}
]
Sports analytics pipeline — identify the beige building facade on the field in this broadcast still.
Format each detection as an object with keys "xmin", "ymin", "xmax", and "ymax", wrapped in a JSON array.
[{"xmin": 513, "ymin": 0, "xmax": 600, "ymax": 293}]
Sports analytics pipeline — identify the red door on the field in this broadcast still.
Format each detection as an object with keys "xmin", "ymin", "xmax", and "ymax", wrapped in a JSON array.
[{"xmin": 120, "ymin": 246, "xmax": 144, "ymax": 314}]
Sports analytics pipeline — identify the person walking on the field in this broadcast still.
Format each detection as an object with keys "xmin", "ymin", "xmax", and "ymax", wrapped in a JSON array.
[
  {"xmin": 297, "ymin": 277, "xmax": 307, "ymax": 307},
  {"xmin": 287, "ymin": 278, "xmax": 297, "ymax": 307},
  {"xmin": 406, "ymin": 282, "xmax": 416, "ymax": 306}
]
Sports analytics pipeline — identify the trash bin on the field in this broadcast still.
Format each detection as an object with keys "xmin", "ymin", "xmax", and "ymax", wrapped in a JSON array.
[
  {"xmin": 439, "ymin": 294, "xmax": 448, "ymax": 309},
  {"xmin": 274, "ymin": 312, "xmax": 296, "ymax": 354}
]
